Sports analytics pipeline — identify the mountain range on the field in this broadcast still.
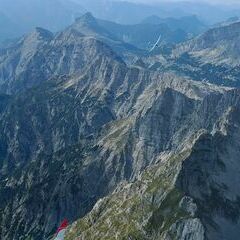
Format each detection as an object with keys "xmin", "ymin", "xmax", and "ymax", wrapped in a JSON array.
[
  {"xmin": 141, "ymin": 15, "xmax": 206, "ymax": 36},
  {"xmin": 74, "ymin": 0, "xmax": 240, "ymax": 25},
  {"xmin": 0, "ymin": 12, "xmax": 209, "ymax": 95},
  {"xmin": 137, "ymin": 20, "xmax": 240, "ymax": 88},
  {"xmin": 174, "ymin": 21, "xmax": 240, "ymax": 66},
  {"xmin": 1, "ymin": 0, "xmax": 240, "ymax": 44},
  {"xmin": 0, "ymin": 9, "xmax": 240, "ymax": 240}
]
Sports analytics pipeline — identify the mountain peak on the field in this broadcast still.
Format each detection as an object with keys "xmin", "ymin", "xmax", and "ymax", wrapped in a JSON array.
[
  {"xmin": 29, "ymin": 27, "xmax": 53, "ymax": 41},
  {"xmin": 75, "ymin": 12, "xmax": 97, "ymax": 26}
]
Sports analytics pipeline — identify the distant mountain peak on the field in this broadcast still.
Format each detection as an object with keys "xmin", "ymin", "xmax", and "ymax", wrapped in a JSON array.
[
  {"xmin": 21, "ymin": 27, "xmax": 53, "ymax": 49},
  {"xmin": 75, "ymin": 12, "xmax": 97, "ymax": 26},
  {"xmin": 31, "ymin": 27, "xmax": 54, "ymax": 40},
  {"xmin": 72, "ymin": 12, "xmax": 103, "ymax": 36}
]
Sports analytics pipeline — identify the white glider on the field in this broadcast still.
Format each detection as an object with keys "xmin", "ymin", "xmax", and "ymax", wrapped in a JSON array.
[{"xmin": 149, "ymin": 35, "xmax": 162, "ymax": 52}]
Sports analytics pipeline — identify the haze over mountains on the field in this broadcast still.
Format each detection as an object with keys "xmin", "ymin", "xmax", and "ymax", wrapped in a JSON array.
[
  {"xmin": 1, "ymin": 0, "xmax": 240, "ymax": 43},
  {"xmin": 74, "ymin": 0, "xmax": 240, "ymax": 24},
  {"xmin": 0, "ymin": 0, "xmax": 84, "ymax": 41},
  {"xmin": 1, "ymin": 1, "xmax": 240, "ymax": 240}
]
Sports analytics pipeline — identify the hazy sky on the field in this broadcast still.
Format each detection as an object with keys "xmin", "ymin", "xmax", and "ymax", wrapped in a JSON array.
[{"xmin": 122, "ymin": 0, "xmax": 240, "ymax": 4}]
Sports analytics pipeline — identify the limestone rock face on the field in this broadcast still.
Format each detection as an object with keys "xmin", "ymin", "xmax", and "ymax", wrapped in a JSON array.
[{"xmin": 168, "ymin": 218, "xmax": 205, "ymax": 240}]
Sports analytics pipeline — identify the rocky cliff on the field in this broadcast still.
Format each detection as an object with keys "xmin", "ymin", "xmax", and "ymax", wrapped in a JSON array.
[{"xmin": 66, "ymin": 89, "xmax": 240, "ymax": 240}]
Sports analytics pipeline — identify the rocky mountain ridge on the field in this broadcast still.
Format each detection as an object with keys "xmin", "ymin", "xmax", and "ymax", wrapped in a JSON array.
[
  {"xmin": 137, "ymin": 21, "xmax": 240, "ymax": 88},
  {"xmin": 174, "ymin": 21, "xmax": 240, "ymax": 66},
  {"xmin": 0, "ymin": 20, "xmax": 125, "ymax": 94}
]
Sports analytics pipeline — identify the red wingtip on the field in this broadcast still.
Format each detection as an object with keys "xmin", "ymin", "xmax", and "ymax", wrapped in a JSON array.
[{"xmin": 56, "ymin": 219, "xmax": 68, "ymax": 234}]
